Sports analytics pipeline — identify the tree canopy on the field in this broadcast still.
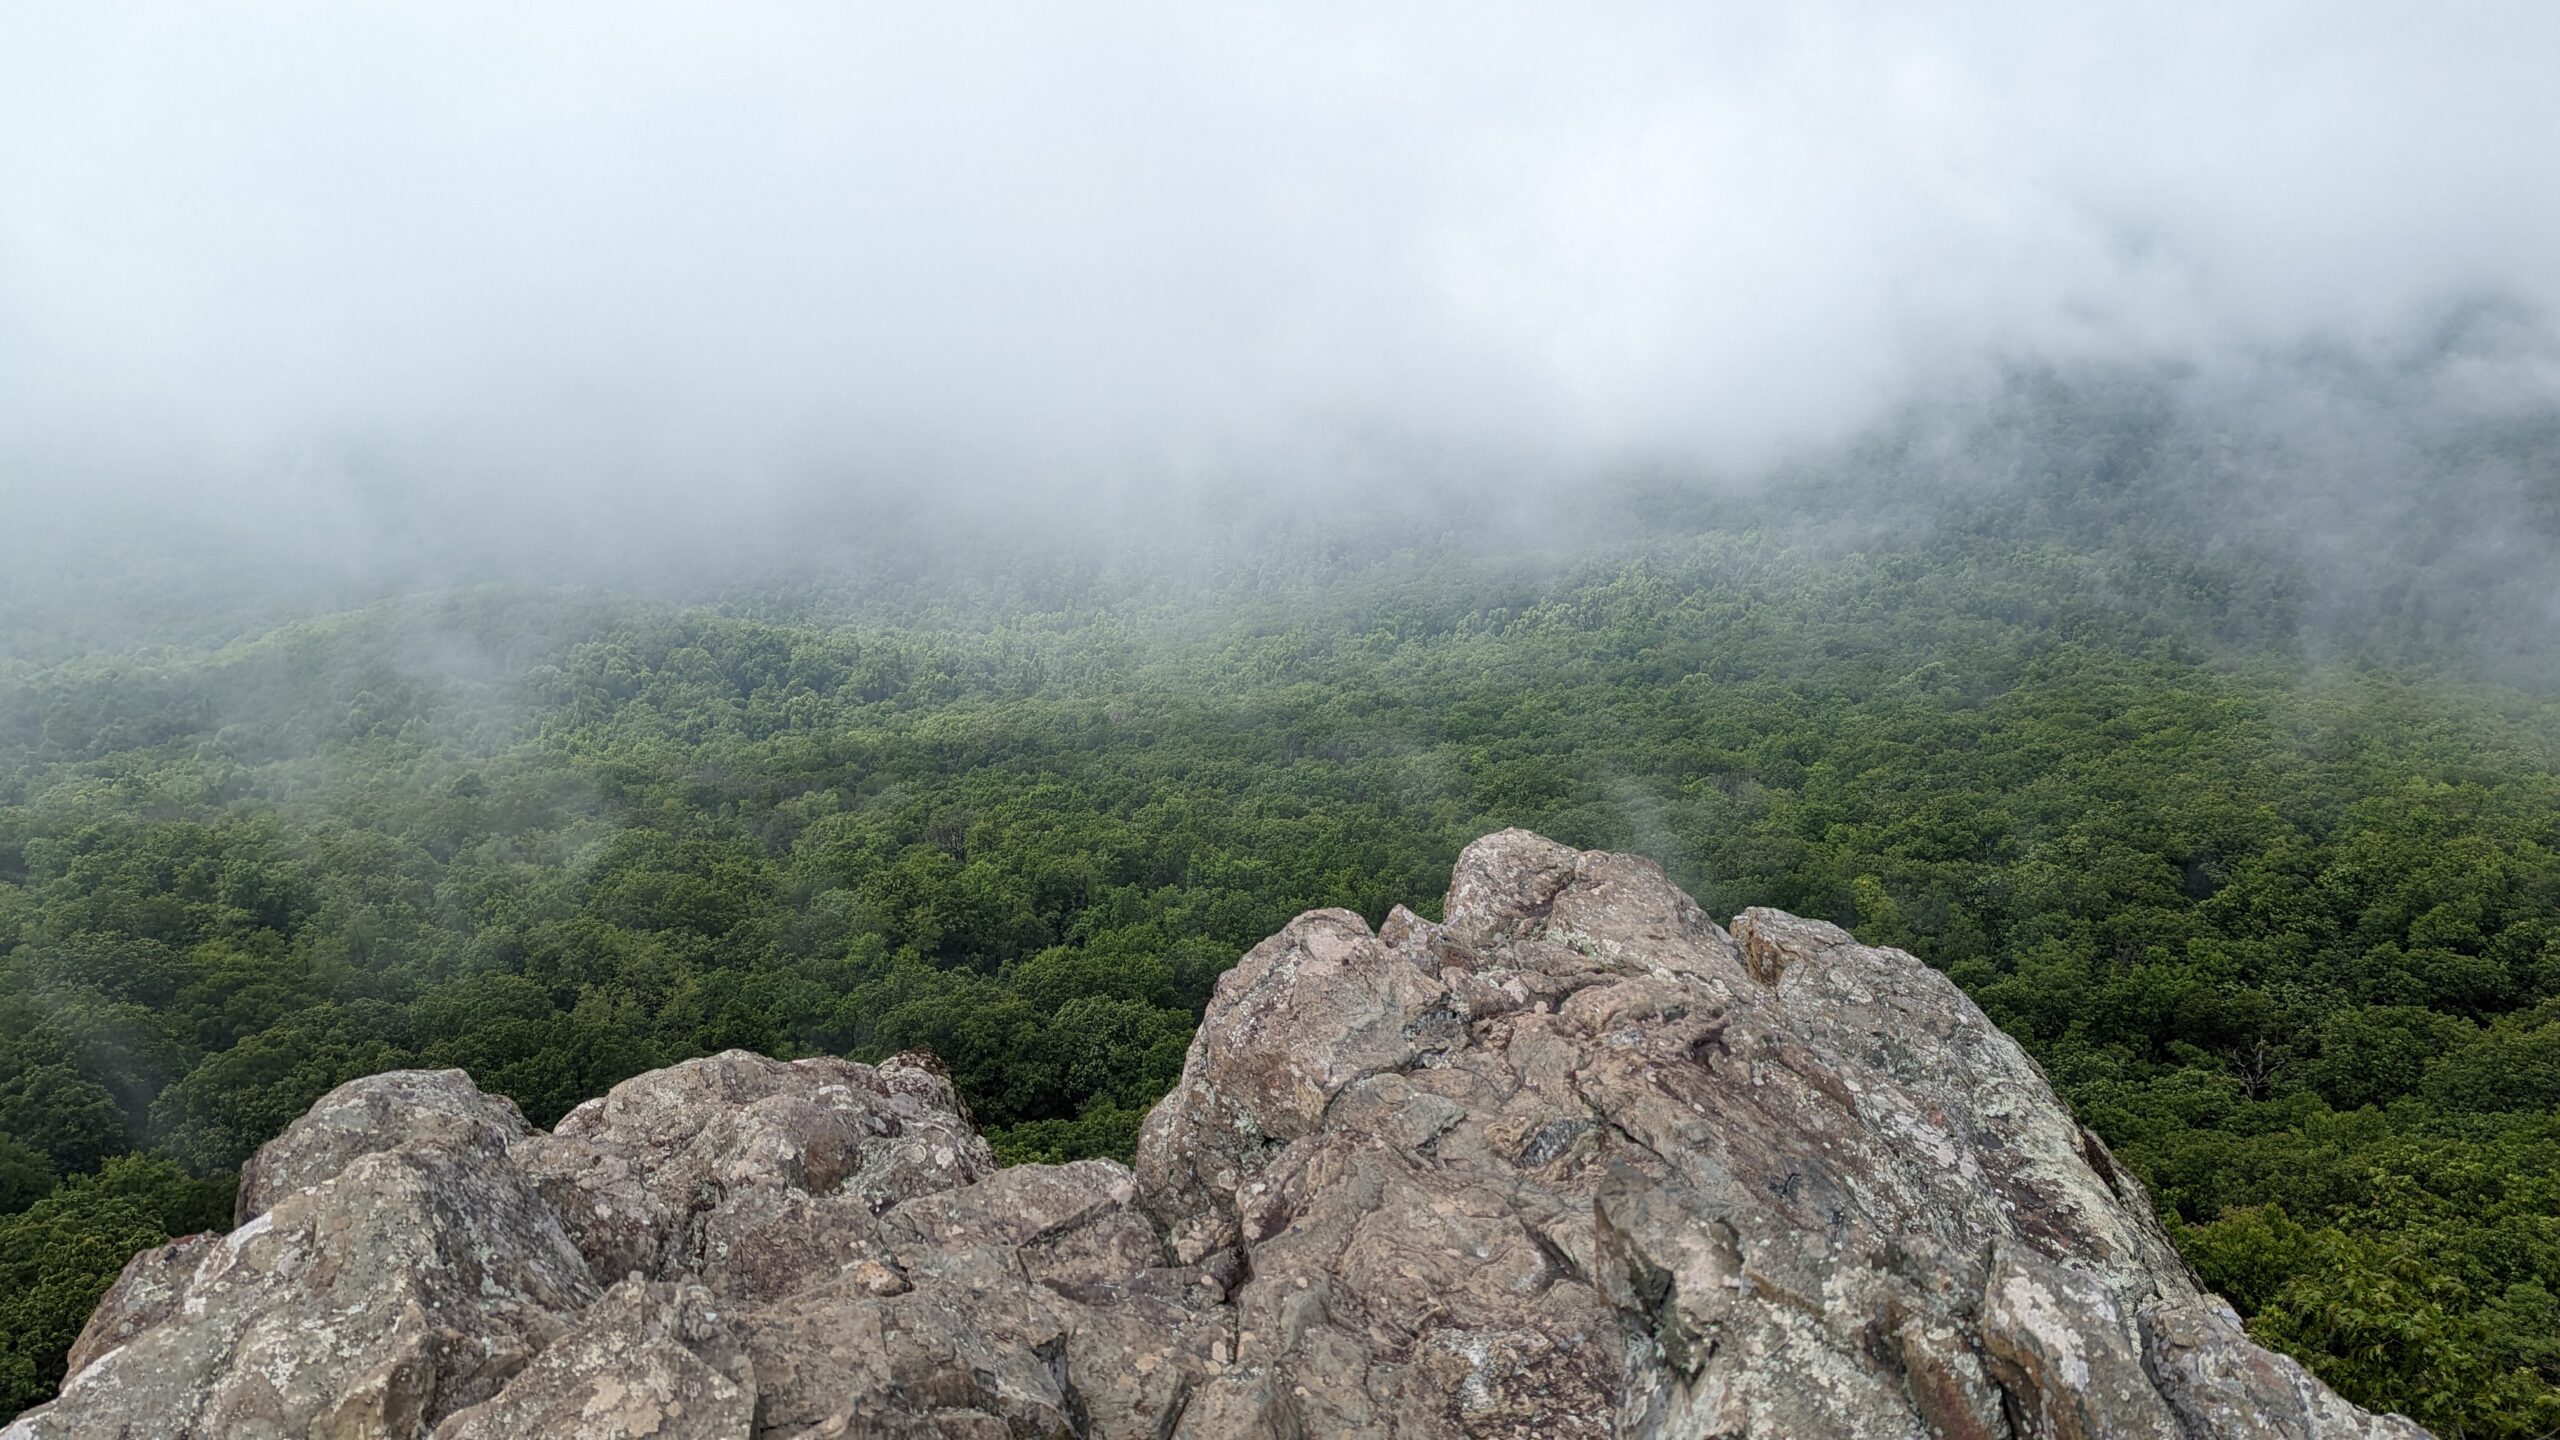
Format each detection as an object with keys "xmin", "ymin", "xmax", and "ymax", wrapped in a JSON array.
[{"xmin": 5, "ymin": 378, "xmax": 2559, "ymax": 1430}]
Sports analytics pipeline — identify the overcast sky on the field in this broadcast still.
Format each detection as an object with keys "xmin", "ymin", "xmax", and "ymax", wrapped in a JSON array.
[{"xmin": 3, "ymin": 1, "xmax": 2556, "ymax": 520}]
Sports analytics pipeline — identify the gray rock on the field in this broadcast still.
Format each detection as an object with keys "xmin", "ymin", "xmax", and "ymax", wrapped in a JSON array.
[
  {"xmin": 1978, "ymin": 1243, "xmax": 2181, "ymax": 1439},
  {"xmin": 427, "ymin": 1279, "xmax": 753, "ymax": 1440},
  {"xmin": 6, "ymin": 831, "xmax": 2429, "ymax": 1439},
  {"xmin": 56, "ymin": 1232, "xmax": 220, "ymax": 1384},
  {"xmin": 2140, "ymin": 1301, "xmax": 2433, "ymax": 1440},
  {"xmin": 234, "ymin": 1067, "xmax": 534, "ymax": 1226},
  {"xmin": 17, "ymin": 1140, "xmax": 597, "ymax": 1438},
  {"xmin": 513, "ymin": 1048, "xmax": 994, "ymax": 1300}
]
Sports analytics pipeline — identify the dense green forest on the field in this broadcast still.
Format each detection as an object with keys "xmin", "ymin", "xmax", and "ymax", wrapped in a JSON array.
[{"xmin": 4, "ymin": 377, "xmax": 2558, "ymax": 1432}]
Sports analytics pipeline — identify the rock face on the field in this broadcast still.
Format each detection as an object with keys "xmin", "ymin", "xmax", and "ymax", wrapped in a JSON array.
[{"xmin": 7, "ymin": 830, "xmax": 2428, "ymax": 1439}]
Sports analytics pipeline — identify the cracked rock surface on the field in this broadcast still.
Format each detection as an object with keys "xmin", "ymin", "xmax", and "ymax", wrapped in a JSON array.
[{"xmin": 7, "ymin": 830, "xmax": 2428, "ymax": 1438}]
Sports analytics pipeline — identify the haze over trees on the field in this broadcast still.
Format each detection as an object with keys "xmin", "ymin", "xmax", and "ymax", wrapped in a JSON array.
[
  {"xmin": 5, "ymin": 2, "xmax": 2559, "ymax": 1432},
  {"xmin": 4, "ymin": 366, "xmax": 2559, "ymax": 1430}
]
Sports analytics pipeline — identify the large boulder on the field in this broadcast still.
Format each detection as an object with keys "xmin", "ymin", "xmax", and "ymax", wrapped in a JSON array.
[
  {"xmin": 511, "ymin": 1048, "xmax": 995, "ymax": 1300},
  {"xmin": 23, "ymin": 1133, "xmax": 598, "ymax": 1436},
  {"xmin": 6, "ymin": 831, "xmax": 2430, "ymax": 1438}
]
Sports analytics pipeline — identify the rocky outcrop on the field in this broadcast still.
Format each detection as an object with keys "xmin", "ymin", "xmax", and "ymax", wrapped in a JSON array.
[{"xmin": 6, "ymin": 830, "xmax": 2427, "ymax": 1438}]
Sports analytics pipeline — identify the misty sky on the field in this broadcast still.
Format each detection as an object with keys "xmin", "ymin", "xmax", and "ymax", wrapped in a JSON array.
[{"xmin": 3, "ymin": 2, "xmax": 2557, "ymax": 519}]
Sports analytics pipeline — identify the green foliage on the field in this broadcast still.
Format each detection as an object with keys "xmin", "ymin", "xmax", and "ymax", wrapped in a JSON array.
[
  {"xmin": 0, "ymin": 1155, "xmax": 232, "ymax": 1417},
  {"xmin": 0, "ymin": 1135, "xmax": 55, "ymax": 1213},
  {"xmin": 6, "ymin": 416, "xmax": 2560, "ymax": 1427},
  {"xmin": 987, "ymin": 1104, "xmax": 1151, "ymax": 1167},
  {"xmin": 0, "ymin": 1064, "xmax": 128, "ymax": 1175}
]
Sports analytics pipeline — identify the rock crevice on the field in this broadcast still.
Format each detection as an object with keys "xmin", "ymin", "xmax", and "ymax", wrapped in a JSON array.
[{"xmin": 7, "ymin": 830, "xmax": 2427, "ymax": 1438}]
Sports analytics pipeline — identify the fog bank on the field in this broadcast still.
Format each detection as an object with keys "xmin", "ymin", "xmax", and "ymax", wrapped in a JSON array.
[{"xmin": 4, "ymin": 2, "xmax": 2557, "ymax": 529}]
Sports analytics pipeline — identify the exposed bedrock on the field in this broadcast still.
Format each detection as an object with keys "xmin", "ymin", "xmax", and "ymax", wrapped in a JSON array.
[{"xmin": 7, "ymin": 830, "xmax": 2427, "ymax": 1438}]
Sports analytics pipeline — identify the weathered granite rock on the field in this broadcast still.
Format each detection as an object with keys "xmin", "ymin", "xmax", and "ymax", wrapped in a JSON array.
[
  {"xmin": 232, "ymin": 1067, "xmax": 532, "ymax": 1226},
  {"xmin": 6, "ymin": 831, "xmax": 2429, "ymax": 1439},
  {"xmin": 511, "ymin": 1048, "xmax": 994, "ymax": 1301},
  {"xmin": 25, "ymin": 1139, "xmax": 599, "ymax": 1437},
  {"xmin": 427, "ymin": 1279, "xmax": 754, "ymax": 1440}
]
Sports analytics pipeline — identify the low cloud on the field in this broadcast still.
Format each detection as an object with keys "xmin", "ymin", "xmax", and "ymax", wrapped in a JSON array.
[{"xmin": 1, "ymin": 2, "xmax": 2555, "ymax": 528}]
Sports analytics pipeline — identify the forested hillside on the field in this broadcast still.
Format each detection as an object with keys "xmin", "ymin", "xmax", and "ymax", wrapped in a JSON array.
[{"xmin": 4, "ymin": 376, "xmax": 2558, "ymax": 1431}]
